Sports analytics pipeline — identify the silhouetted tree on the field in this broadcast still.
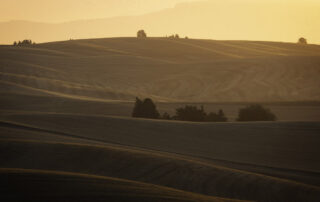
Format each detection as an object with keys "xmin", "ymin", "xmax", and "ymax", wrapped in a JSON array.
[
  {"xmin": 13, "ymin": 41, "xmax": 17, "ymax": 46},
  {"xmin": 132, "ymin": 97, "xmax": 160, "ymax": 119},
  {"xmin": 298, "ymin": 37, "xmax": 307, "ymax": 44},
  {"xmin": 175, "ymin": 34, "xmax": 180, "ymax": 39},
  {"xmin": 185, "ymin": 36, "xmax": 189, "ymax": 39},
  {"xmin": 137, "ymin": 30, "xmax": 147, "ymax": 38},
  {"xmin": 237, "ymin": 104, "xmax": 276, "ymax": 121}
]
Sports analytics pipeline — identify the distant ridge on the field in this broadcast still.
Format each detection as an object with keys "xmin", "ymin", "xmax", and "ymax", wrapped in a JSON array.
[{"xmin": 1, "ymin": 1, "xmax": 320, "ymax": 44}]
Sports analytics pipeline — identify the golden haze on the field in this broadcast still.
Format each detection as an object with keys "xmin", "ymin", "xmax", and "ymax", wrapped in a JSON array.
[{"xmin": 0, "ymin": 0, "xmax": 319, "ymax": 44}]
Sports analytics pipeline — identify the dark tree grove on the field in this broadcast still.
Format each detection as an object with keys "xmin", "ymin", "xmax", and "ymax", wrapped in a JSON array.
[
  {"xmin": 237, "ymin": 104, "xmax": 277, "ymax": 122},
  {"xmin": 132, "ymin": 98, "xmax": 228, "ymax": 122},
  {"xmin": 173, "ymin": 106, "xmax": 227, "ymax": 122},
  {"xmin": 132, "ymin": 97, "xmax": 160, "ymax": 119},
  {"xmin": 13, "ymin": 39, "xmax": 35, "ymax": 46},
  {"xmin": 131, "ymin": 98, "xmax": 278, "ymax": 122}
]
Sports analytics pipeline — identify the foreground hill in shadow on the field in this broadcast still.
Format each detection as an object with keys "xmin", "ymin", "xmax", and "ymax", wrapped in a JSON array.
[
  {"xmin": 1, "ymin": 118, "xmax": 320, "ymax": 201},
  {"xmin": 1, "ymin": 168, "xmax": 234, "ymax": 202},
  {"xmin": 1, "ymin": 37, "xmax": 320, "ymax": 103}
]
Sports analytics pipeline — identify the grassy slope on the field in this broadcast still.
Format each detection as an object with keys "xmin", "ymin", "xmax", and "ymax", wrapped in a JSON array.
[{"xmin": 1, "ymin": 37, "xmax": 320, "ymax": 102}]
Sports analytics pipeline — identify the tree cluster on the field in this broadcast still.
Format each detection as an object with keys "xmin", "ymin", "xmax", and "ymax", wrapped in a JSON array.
[
  {"xmin": 168, "ymin": 34, "xmax": 189, "ymax": 39},
  {"xmin": 132, "ymin": 98, "xmax": 227, "ymax": 122},
  {"xmin": 13, "ymin": 39, "xmax": 35, "ymax": 46},
  {"xmin": 168, "ymin": 34, "xmax": 180, "ymax": 39},
  {"xmin": 136, "ymin": 30, "xmax": 188, "ymax": 40},
  {"xmin": 171, "ymin": 105, "xmax": 227, "ymax": 122},
  {"xmin": 132, "ymin": 98, "xmax": 277, "ymax": 122}
]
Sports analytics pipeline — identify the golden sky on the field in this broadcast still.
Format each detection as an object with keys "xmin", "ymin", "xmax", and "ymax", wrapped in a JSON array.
[
  {"xmin": 0, "ymin": 0, "xmax": 195, "ymax": 22},
  {"xmin": 1, "ymin": 0, "xmax": 318, "ymax": 22},
  {"xmin": 0, "ymin": 0, "xmax": 319, "ymax": 44}
]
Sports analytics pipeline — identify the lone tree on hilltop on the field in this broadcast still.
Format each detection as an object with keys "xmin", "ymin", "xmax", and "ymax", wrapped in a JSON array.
[
  {"xmin": 132, "ymin": 97, "xmax": 160, "ymax": 119},
  {"xmin": 298, "ymin": 37, "xmax": 307, "ymax": 44},
  {"xmin": 137, "ymin": 30, "xmax": 147, "ymax": 38},
  {"xmin": 237, "ymin": 104, "xmax": 276, "ymax": 122}
]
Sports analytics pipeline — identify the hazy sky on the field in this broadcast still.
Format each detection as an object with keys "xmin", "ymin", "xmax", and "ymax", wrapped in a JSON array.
[
  {"xmin": 1, "ymin": 0, "xmax": 318, "ymax": 22},
  {"xmin": 0, "ymin": 0, "xmax": 196, "ymax": 22},
  {"xmin": 1, "ymin": 0, "xmax": 319, "ymax": 44}
]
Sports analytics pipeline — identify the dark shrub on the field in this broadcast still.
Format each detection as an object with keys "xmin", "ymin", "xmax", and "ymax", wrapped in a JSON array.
[
  {"xmin": 137, "ymin": 30, "xmax": 147, "ymax": 38},
  {"xmin": 132, "ymin": 97, "xmax": 159, "ymax": 119},
  {"xmin": 164, "ymin": 106, "xmax": 228, "ymax": 122},
  {"xmin": 206, "ymin": 109, "xmax": 228, "ymax": 122},
  {"xmin": 174, "ymin": 105, "xmax": 206, "ymax": 122},
  {"xmin": 162, "ymin": 112, "xmax": 172, "ymax": 120},
  {"xmin": 237, "ymin": 104, "xmax": 276, "ymax": 122},
  {"xmin": 298, "ymin": 37, "xmax": 307, "ymax": 44}
]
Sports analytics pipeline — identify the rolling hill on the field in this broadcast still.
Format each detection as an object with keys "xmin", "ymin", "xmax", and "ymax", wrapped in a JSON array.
[
  {"xmin": 1, "ymin": 168, "xmax": 235, "ymax": 202},
  {"xmin": 1, "ymin": 37, "xmax": 320, "ymax": 103},
  {"xmin": 0, "ymin": 114, "xmax": 320, "ymax": 201},
  {"xmin": 1, "ymin": 37, "xmax": 320, "ymax": 201}
]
